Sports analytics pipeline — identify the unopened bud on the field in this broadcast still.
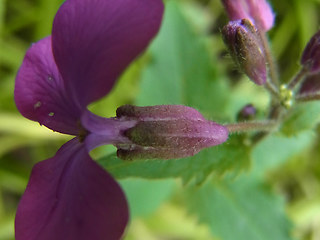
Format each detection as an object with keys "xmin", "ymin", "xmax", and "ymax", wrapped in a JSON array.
[
  {"xmin": 279, "ymin": 85, "xmax": 293, "ymax": 109},
  {"xmin": 222, "ymin": 19, "xmax": 267, "ymax": 85},
  {"xmin": 299, "ymin": 73, "xmax": 320, "ymax": 94},
  {"xmin": 116, "ymin": 105, "xmax": 228, "ymax": 160},
  {"xmin": 221, "ymin": 0, "xmax": 275, "ymax": 31},
  {"xmin": 301, "ymin": 30, "xmax": 320, "ymax": 73},
  {"xmin": 237, "ymin": 104, "xmax": 256, "ymax": 121}
]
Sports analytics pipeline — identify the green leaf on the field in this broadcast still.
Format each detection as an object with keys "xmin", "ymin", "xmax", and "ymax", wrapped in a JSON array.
[
  {"xmin": 280, "ymin": 102, "xmax": 320, "ymax": 136},
  {"xmin": 183, "ymin": 177, "xmax": 293, "ymax": 240},
  {"xmin": 137, "ymin": 0, "xmax": 229, "ymax": 120},
  {"xmin": 252, "ymin": 130, "xmax": 314, "ymax": 177},
  {"xmin": 0, "ymin": 169, "xmax": 27, "ymax": 193},
  {"xmin": 0, "ymin": 113, "xmax": 68, "ymax": 140},
  {"xmin": 0, "ymin": 216, "xmax": 14, "ymax": 240},
  {"xmin": 294, "ymin": 0, "xmax": 318, "ymax": 49},
  {"xmin": 119, "ymin": 179, "xmax": 175, "ymax": 218},
  {"xmin": 99, "ymin": 134, "xmax": 250, "ymax": 184}
]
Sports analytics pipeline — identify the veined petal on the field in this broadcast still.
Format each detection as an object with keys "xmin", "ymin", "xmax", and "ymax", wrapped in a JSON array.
[
  {"xmin": 14, "ymin": 37, "xmax": 82, "ymax": 135},
  {"xmin": 52, "ymin": 0, "xmax": 164, "ymax": 107},
  {"xmin": 15, "ymin": 138, "xmax": 129, "ymax": 240},
  {"xmin": 221, "ymin": 0, "xmax": 274, "ymax": 31}
]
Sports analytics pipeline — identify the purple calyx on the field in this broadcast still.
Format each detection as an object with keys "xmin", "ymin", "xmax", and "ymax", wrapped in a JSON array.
[
  {"xmin": 301, "ymin": 30, "xmax": 320, "ymax": 73},
  {"xmin": 222, "ymin": 19, "xmax": 267, "ymax": 85}
]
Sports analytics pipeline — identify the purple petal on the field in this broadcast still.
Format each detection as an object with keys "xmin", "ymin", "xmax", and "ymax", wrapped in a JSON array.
[
  {"xmin": 248, "ymin": 0, "xmax": 274, "ymax": 31},
  {"xmin": 15, "ymin": 139, "xmax": 129, "ymax": 240},
  {"xmin": 14, "ymin": 37, "xmax": 82, "ymax": 135},
  {"xmin": 221, "ymin": 0, "xmax": 274, "ymax": 31},
  {"xmin": 52, "ymin": 0, "xmax": 164, "ymax": 107}
]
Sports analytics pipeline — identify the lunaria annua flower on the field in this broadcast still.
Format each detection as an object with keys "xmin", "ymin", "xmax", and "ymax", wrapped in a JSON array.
[
  {"xmin": 221, "ymin": 0, "xmax": 275, "ymax": 31},
  {"xmin": 14, "ymin": 0, "xmax": 164, "ymax": 239},
  {"xmin": 14, "ymin": 0, "xmax": 228, "ymax": 239},
  {"xmin": 222, "ymin": 19, "xmax": 267, "ymax": 85}
]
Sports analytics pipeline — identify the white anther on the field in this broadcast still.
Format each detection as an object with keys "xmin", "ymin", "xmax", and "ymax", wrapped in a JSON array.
[{"xmin": 34, "ymin": 101, "xmax": 41, "ymax": 109}]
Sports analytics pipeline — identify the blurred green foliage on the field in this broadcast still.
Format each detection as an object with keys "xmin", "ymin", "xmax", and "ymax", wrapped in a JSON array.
[{"xmin": 1, "ymin": 0, "xmax": 320, "ymax": 239}]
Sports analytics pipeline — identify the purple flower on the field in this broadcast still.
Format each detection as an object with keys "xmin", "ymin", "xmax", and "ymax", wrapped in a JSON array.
[
  {"xmin": 14, "ymin": 0, "xmax": 164, "ymax": 239},
  {"xmin": 221, "ymin": 0, "xmax": 275, "ymax": 31}
]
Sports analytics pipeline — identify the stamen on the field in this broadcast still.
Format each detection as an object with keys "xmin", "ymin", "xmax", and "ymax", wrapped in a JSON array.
[
  {"xmin": 279, "ymin": 84, "xmax": 293, "ymax": 109},
  {"xmin": 34, "ymin": 101, "xmax": 41, "ymax": 109}
]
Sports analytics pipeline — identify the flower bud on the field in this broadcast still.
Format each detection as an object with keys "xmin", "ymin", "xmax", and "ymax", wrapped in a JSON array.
[
  {"xmin": 301, "ymin": 30, "xmax": 320, "ymax": 73},
  {"xmin": 222, "ymin": 19, "xmax": 267, "ymax": 85},
  {"xmin": 116, "ymin": 105, "xmax": 228, "ymax": 160},
  {"xmin": 237, "ymin": 104, "xmax": 256, "ymax": 121},
  {"xmin": 221, "ymin": 0, "xmax": 275, "ymax": 31},
  {"xmin": 299, "ymin": 73, "xmax": 320, "ymax": 94}
]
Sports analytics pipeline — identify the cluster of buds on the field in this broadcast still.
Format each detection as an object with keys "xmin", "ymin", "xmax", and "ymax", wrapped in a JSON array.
[{"xmin": 221, "ymin": 0, "xmax": 320, "ymax": 109}]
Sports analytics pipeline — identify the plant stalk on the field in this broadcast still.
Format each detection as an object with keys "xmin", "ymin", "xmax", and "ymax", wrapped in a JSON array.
[
  {"xmin": 296, "ymin": 92, "xmax": 320, "ymax": 102},
  {"xmin": 287, "ymin": 67, "xmax": 309, "ymax": 90},
  {"xmin": 226, "ymin": 120, "xmax": 277, "ymax": 134}
]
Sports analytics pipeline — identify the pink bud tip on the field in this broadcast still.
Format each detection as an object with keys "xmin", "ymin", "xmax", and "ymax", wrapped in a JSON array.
[{"xmin": 221, "ymin": 0, "xmax": 275, "ymax": 31}]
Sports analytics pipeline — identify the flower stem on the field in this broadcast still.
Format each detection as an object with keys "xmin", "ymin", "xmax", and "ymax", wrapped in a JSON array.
[
  {"xmin": 259, "ymin": 31, "xmax": 279, "ymax": 88},
  {"xmin": 296, "ymin": 91, "xmax": 320, "ymax": 102},
  {"xmin": 287, "ymin": 67, "xmax": 309, "ymax": 90},
  {"xmin": 226, "ymin": 120, "xmax": 277, "ymax": 134},
  {"xmin": 265, "ymin": 80, "xmax": 280, "ymax": 100}
]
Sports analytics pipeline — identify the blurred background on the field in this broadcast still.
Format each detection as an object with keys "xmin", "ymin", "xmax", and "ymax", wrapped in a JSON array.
[{"xmin": 1, "ymin": 0, "xmax": 320, "ymax": 239}]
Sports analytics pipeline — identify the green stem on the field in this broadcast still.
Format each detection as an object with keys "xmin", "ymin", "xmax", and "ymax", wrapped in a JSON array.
[
  {"xmin": 226, "ymin": 120, "xmax": 277, "ymax": 134},
  {"xmin": 296, "ymin": 92, "xmax": 320, "ymax": 102},
  {"xmin": 259, "ymin": 31, "xmax": 279, "ymax": 88},
  {"xmin": 287, "ymin": 67, "xmax": 309, "ymax": 90},
  {"xmin": 265, "ymin": 80, "xmax": 280, "ymax": 100}
]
